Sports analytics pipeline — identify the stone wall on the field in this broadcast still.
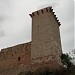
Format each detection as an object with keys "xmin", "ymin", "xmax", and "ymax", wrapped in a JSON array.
[{"xmin": 0, "ymin": 42, "xmax": 31, "ymax": 75}]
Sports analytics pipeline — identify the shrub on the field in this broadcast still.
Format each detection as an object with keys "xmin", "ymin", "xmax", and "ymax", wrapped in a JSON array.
[{"xmin": 60, "ymin": 54, "xmax": 74, "ymax": 67}]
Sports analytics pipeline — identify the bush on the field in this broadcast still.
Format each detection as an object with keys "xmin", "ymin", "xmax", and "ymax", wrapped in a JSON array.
[{"xmin": 60, "ymin": 54, "xmax": 74, "ymax": 67}]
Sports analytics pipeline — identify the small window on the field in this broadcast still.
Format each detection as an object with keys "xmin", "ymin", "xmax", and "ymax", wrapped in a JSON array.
[
  {"xmin": 18, "ymin": 57, "xmax": 21, "ymax": 61},
  {"xmin": 4, "ymin": 57, "xmax": 5, "ymax": 59},
  {"xmin": 52, "ymin": 56, "xmax": 54, "ymax": 59}
]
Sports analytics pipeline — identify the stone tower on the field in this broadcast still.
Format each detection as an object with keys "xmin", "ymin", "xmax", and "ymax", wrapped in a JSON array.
[{"xmin": 30, "ymin": 6, "xmax": 62, "ymax": 71}]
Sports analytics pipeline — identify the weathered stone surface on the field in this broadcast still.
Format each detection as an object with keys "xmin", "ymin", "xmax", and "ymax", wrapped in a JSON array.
[
  {"xmin": 0, "ymin": 42, "xmax": 31, "ymax": 75},
  {"xmin": 31, "ymin": 6, "xmax": 62, "ymax": 71}
]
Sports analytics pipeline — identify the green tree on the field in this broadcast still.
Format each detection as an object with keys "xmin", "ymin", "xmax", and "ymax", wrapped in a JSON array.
[{"xmin": 61, "ymin": 54, "xmax": 74, "ymax": 67}]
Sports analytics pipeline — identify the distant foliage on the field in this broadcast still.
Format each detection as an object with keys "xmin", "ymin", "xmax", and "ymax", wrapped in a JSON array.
[
  {"xmin": 69, "ymin": 49, "xmax": 75, "ymax": 56},
  {"xmin": 72, "ymin": 49, "xmax": 75, "ymax": 54}
]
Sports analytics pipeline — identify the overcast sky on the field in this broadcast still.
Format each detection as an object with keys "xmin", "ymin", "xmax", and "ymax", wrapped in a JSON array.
[{"xmin": 0, "ymin": 0, "xmax": 74, "ymax": 53}]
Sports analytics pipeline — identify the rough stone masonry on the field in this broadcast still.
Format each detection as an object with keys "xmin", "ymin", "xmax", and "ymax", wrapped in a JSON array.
[{"xmin": 0, "ymin": 6, "xmax": 63, "ymax": 75}]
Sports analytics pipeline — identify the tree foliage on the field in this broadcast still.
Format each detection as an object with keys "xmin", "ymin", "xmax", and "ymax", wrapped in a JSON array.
[{"xmin": 60, "ymin": 53, "xmax": 74, "ymax": 67}]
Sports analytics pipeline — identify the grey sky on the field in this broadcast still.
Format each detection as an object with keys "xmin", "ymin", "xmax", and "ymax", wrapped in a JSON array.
[{"xmin": 0, "ymin": 0, "xmax": 74, "ymax": 53}]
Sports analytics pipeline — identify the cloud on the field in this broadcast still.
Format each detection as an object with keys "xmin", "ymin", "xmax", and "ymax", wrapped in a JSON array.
[
  {"xmin": 38, "ymin": 0, "xmax": 74, "ymax": 52},
  {"xmin": 0, "ymin": 0, "xmax": 74, "ymax": 53},
  {"xmin": 0, "ymin": 30, "xmax": 5, "ymax": 37},
  {"xmin": 0, "ymin": 0, "xmax": 10, "ymax": 38},
  {"xmin": 59, "ymin": 0, "xmax": 74, "ymax": 52},
  {"xmin": 37, "ymin": 0, "xmax": 60, "ymax": 9}
]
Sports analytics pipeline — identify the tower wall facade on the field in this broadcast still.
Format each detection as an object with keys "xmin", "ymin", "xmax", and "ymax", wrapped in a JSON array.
[{"xmin": 30, "ymin": 7, "xmax": 62, "ymax": 71}]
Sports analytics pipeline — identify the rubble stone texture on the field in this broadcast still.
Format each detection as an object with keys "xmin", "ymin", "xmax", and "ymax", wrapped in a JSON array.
[{"xmin": 0, "ymin": 6, "xmax": 63, "ymax": 75}]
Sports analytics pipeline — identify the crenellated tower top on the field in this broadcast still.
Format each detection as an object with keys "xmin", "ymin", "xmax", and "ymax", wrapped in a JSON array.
[{"xmin": 29, "ymin": 6, "xmax": 61, "ymax": 26}]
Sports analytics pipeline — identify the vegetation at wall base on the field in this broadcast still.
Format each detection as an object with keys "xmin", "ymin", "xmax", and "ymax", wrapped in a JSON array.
[
  {"xmin": 18, "ymin": 66, "xmax": 75, "ymax": 75},
  {"xmin": 60, "ymin": 53, "xmax": 74, "ymax": 67},
  {"xmin": 18, "ymin": 54, "xmax": 75, "ymax": 75}
]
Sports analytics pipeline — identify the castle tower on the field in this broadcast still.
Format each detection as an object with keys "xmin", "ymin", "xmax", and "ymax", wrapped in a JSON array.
[{"xmin": 30, "ymin": 6, "xmax": 62, "ymax": 71}]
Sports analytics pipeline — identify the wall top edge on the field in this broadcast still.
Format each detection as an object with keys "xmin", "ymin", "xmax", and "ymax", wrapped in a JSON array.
[{"xmin": 29, "ymin": 6, "xmax": 61, "ymax": 26}]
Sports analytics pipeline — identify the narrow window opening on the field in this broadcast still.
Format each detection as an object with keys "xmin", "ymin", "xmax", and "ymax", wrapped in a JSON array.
[
  {"xmin": 4, "ymin": 57, "xmax": 5, "ymax": 59},
  {"xmin": 38, "ymin": 25, "xmax": 39, "ymax": 28},
  {"xmin": 18, "ymin": 57, "xmax": 21, "ymax": 61}
]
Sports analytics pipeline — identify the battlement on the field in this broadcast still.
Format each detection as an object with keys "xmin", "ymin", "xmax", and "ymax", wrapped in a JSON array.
[{"xmin": 29, "ymin": 6, "xmax": 61, "ymax": 26}]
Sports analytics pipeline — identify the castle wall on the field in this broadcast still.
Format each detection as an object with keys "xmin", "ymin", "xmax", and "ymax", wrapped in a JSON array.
[
  {"xmin": 0, "ymin": 42, "xmax": 31, "ymax": 72},
  {"xmin": 0, "ymin": 6, "xmax": 63, "ymax": 74}
]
